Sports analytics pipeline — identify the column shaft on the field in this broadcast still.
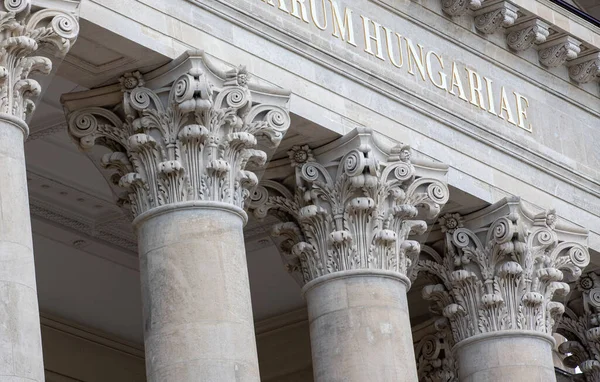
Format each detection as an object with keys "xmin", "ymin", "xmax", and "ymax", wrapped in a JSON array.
[
  {"xmin": 304, "ymin": 271, "xmax": 417, "ymax": 382},
  {"xmin": 136, "ymin": 203, "xmax": 260, "ymax": 381},
  {"xmin": 0, "ymin": 118, "xmax": 44, "ymax": 381},
  {"xmin": 455, "ymin": 331, "xmax": 556, "ymax": 382}
]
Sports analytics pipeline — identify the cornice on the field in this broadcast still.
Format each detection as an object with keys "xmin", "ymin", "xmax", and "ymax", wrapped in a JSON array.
[
  {"xmin": 428, "ymin": 0, "xmax": 600, "ymax": 81},
  {"xmin": 181, "ymin": 0, "xmax": 600, "ymax": 207}
]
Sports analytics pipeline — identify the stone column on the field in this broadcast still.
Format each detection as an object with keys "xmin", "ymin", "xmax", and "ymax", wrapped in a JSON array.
[
  {"xmin": 250, "ymin": 130, "xmax": 449, "ymax": 382},
  {"xmin": 418, "ymin": 198, "xmax": 590, "ymax": 382},
  {"xmin": 64, "ymin": 52, "xmax": 291, "ymax": 381},
  {"xmin": 556, "ymin": 272, "xmax": 600, "ymax": 381},
  {"xmin": 0, "ymin": 1, "xmax": 78, "ymax": 380}
]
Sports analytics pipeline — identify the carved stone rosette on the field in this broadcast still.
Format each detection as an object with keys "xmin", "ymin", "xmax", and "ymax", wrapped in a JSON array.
[
  {"xmin": 557, "ymin": 273, "xmax": 600, "ymax": 382},
  {"xmin": 249, "ymin": 128, "xmax": 449, "ymax": 285},
  {"xmin": 64, "ymin": 51, "xmax": 291, "ymax": 218},
  {"xmin": 417, "ymin": 197, "xmax": 590, "ymax": 345},
  {"xmin": 415, "ymin": 320, "xmax": 458, "ymax": 382},
  {"xmin": 0, "ymin": 0, "xmax": 78, "ymax": 124}
]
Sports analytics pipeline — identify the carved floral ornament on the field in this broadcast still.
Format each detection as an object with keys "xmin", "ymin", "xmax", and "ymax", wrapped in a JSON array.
[
  {"xmin": 557, "ymin": 272, "xmax": 600, "ymax": 382},
  {"xmin": 415, "ymin": 320, "xmax": 458, "ymax": 382},
  {"xmin": 65, "ymin": 52, "xmax": 291, "ymax": 218},
  {"xmin": 0, "ymin": 0, "xmax": 78, "ymax": 122},
  {"xmin": 248, "ymin": 130, "xmax": 450, "ymax": 285},
  {"xmin": 417, "ymin": 199, "xmax": 590, "ymax": 345}
]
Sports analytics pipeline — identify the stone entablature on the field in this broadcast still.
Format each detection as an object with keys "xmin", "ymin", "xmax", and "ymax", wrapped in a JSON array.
[
  {"xmin": 249, "ymin": 127, "xmax": 449, "ymax": 285},
  {"xmin": 63, "ymin": 50, "xmax": 291, "ymax": 218},
  {"xmin": 0, "ymin": 0, "xmax": 78, "ymax": 125},
  {"xmin": 558, "ymin": 272, "xmax": 600, "ymax": 382},
  {"xmin": 418, "ymin": 197, "xmax": 590, "ymax": 344},
  {"xmin": 439, "ymin": 0, "xmax": 598, "ymax": 84}
]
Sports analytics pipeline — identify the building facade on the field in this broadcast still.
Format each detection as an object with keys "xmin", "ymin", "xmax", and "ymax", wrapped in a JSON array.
[{"xmin": 1, "ymin": 0, "xmax": 599, "ymax": 381}]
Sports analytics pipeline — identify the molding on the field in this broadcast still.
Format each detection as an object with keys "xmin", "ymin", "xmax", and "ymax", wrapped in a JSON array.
[
  {"xmin": 27, "ymin": 123, "xmax": 67, "ymax": 141},
  {"xmin": 40, "ymin": 311, "xmax": 144, "ymax": 359},
  {"xmin": 62, "ymin": 36, "xmax": 138, "ymax": 75},
  {"xmin": 179, "ymin": 0, "xmax": 600, "ymax": 211},
  {"xmin": 29, "ymin": 197, "xmax": 138, "ymax": 253},
  {"xmin": 32, "ymin": 0, "xmax": 80, "ymax": 14},
  {"xmin": 254, "ymin": 308, "xmax": 308, "ymax": 336}
]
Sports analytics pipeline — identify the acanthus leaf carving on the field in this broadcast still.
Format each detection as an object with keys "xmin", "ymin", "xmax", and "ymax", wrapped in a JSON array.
[
  {"xmin": 557, "ymin": 273, "xmax": 600, "ymax": 382},
  {"xmin": 538, "ymin": 35, "xmax": 581, "ymax": 68},
  {"xmin": 65, "ymin": 52, "xmax": 291, "ymax": 218},
  {"xmin": 415, "ymin": 319, "xmax": 458, "ymax": 382},
  {"xmin": 440, "ymin": 0, "xmax": 482, "ymax": 17},
  {"xmin": 416, "ymin": 198, "xmax": 590, "ymax": 345},
  {"xmin": 0, "ymin": 0, "xmax": 78, "ymax": 122},
  {"xmin": 248, "ymin": 131, "xmax": 449, "ymax": 285},
  {"xmin": 506, "ymin": 19, "xmax": 550, "ymax": 52},
  {"xmin": 568, "ymin": 52, "xmax": 600, "ymax": 84},
  {"xmin": 473, "ymin": 2, "xmax": 518, "ymax": 35}
]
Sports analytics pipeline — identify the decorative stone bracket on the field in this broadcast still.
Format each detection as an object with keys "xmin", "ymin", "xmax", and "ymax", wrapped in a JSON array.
[
  {"xmin": 63, "ymin": 51, "xmax": 291, "ymax": 219},
  {"xmin": 417, "ymin": 197, "xmax": 590, "ymax": 345},
  {"xmin": 473, "ymin": 1, "xmax": 518, "ymax": 35},
  {"xmin": 506, "ymin": 19, "xmax": 550, "ymax": 52},
  {"xmin": 436, "ymin": 0, "xmax": 600, "ymax": 85},
  {"xmin": 568, "ymin": 52, "xmax": 600, "ymax": 84},
  {"xmin": 0, "ymin": 0, "xmax": 78, "ymax": 125},
  {"xmin": 248, "ymin": 127, "xmax": 449, "ymax": 286}
]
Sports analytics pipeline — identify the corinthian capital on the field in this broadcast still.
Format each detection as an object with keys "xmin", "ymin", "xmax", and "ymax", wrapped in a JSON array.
[
  {"xmin": 249, "ymin": 128, "xmax": 449, "ymax": 285},
  {"xmin": 418, "ymin": 197, "xmax": 590, "ymax": 344},
  {"xmin": 0, "ymin": 0, "xmax": 78, "ymax": 123},
  {"xmin": 557, "ymin": 273, "xmax": 600, "ymax": 382},
  {"xmin": 63, "ymin": 51, "xmax": 291, "ymax": 218},
  {"xmin": 415, "ymin": 320, "xmax": 458, "ymax": 382}
]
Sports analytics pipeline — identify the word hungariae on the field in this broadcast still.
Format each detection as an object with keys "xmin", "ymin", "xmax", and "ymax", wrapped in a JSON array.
[{"xmin": 260, "ymin": 0, "xmax": 534, "ymax": 132}]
